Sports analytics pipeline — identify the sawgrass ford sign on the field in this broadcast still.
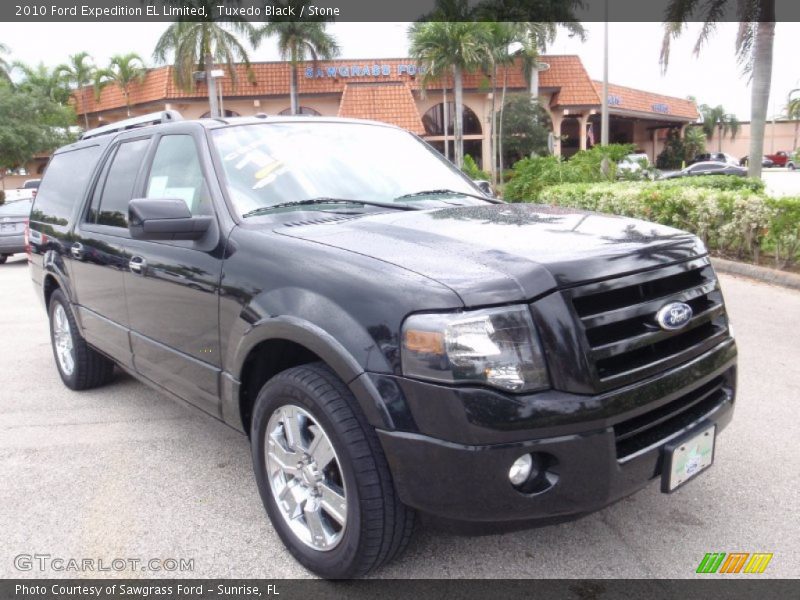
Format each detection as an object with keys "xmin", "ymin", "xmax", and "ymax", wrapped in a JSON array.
[{"xmin": 306, "ymin": 64, "xmax": 427, "ymax": 78}]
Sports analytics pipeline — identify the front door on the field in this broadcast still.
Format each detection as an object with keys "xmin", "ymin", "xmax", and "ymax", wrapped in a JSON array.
[{"xmin": 123, "ymin": 132, "xmax": 224, "ymax": 417}]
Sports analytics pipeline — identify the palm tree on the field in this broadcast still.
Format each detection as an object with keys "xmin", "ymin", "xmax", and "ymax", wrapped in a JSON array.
[
  {"xmin": 698, "ymin": 104, "xmax": 740, "ymax": 151},
  {"xmin": 153, "ymin": 2, "xmax": 254, "ymax": 118},
  {"xmin": 253, "ymin": 3, "xmax": 339, "ymax": 115},
  {"xmin": 97, "ymin": 53, "xmax": 147, "ymax": 117},
  {"xmin": 55, "ymin": 51, "xmax": 96, "ymax": 129},
  {"xmin": 683, "ymin": 125, "xmax": 707, "ymax": 159},
  {"xmin": 0, "ymin": 44, "xmax": 11, "ymax": 81},
  {"xmin": 785, "ymin": 94, "xmax": 800, "ymax": 152},
  {"xmin": 12, "ymin": 61, "xmax": 71, "ymax": 104},
  {"xmin": 410, "ymin": 21, "xmax": 489, "ymax": 168},
  {"xmin": 661, "ymin": 0, "xmax": 776, "ymax": 177}
]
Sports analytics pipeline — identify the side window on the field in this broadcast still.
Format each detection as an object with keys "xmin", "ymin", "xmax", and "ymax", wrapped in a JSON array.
[
  {"xmin": 146, "ymin": 135, "xmax": 213, "ymax": 216},
  {"xmin": 30, "ymin": 145, "xmax": 102, "ymax": 227},
  {"xmin": 94, "ymin": 138, "xmax": 150, "ymax": 228}
]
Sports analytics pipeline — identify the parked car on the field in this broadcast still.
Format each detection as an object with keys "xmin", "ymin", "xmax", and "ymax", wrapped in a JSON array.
[
  {"xmin": 660, "ymin": 161, "xmax": 747, "ymax": 179},
  {"xmin": 0, "ymin": 195, "xmax": 33, "ymax": 263},
  {"xmin": 28, "ymin": 112, "xmax": 737, "ymax": 578},
  {"xmin": 764, "ymin": 151, "xmax": 791, "ymax": 167},
  {"xmin": 618, "ymin": 152, "xmax": 651, "ymax": 175},
  {"xmin": 689, "ymin": 152, "xmax": 739, "ymax": 166},
  {"xmin": 739, "ymin": 155, "xmax": 774, "ymax": 168}
]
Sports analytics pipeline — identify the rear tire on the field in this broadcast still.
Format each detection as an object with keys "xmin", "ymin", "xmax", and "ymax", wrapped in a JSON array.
[
  {"xmin": 250, "ymin": 362, "xmax": 415, "ymax": 578},
  {"xmin": 0, "ymin": 255, "xmax": 7, "ymax": 264},
  {"xmin": 48, "ymin": 289, "xmax": 115, "ymax": 390},
  {"xmin": 789, "ymin": 163, "xmax": 796, "ymax": 171}
]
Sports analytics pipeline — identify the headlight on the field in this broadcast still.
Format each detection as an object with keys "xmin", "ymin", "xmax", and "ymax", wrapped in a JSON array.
[{"xmin": 401, "ymin": 305, "xmax": 550, "ymax": 393}]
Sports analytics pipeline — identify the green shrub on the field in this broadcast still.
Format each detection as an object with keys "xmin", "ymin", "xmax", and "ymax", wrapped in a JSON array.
[
  {"xmin": 504, "ymin": 143, "xmax": 635, "ymax": 201},
  {"xmin": 765, "ymin": 196, "xmax": 800, "ymax": 269},
  {"xmin": 529, "ymin": 182, "xmax": 799, "ymax": 268},
  {"xmin": 461, "ymin": 154, "xmax": 490, "ymax": 182}
]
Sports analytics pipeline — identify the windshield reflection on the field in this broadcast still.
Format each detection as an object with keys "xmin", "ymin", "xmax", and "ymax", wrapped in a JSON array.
[{"xmin": 212, "ymin": 121, "xmax": 483, "ymax": 217}]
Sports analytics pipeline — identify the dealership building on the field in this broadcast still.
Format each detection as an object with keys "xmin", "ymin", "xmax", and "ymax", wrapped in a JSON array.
[{"xmin": 15, "ymin": 55, "xmax": 701, "ymax": 185}]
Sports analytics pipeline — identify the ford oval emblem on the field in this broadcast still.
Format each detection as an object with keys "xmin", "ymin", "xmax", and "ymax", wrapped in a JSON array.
[{"xmin": 656, "ymin": 302, "xmax": 693, "ymax": 331}]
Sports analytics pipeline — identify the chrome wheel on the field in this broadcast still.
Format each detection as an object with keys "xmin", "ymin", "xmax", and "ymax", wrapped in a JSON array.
[
  {"xmin": 266, "ymin": 404, "xmax": 348, "ymax": 551},
  {"xmin": 53, "ymin": 303, "xmax": 75, "ymax": 376}
]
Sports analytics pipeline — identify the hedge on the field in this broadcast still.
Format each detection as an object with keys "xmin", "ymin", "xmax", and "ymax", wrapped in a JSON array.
[{"xmin": 522, "ymin": 181, "xmax": 800, "ymax": 269}]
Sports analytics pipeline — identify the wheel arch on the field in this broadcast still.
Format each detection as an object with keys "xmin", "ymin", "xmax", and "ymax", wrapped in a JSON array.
[{"xmin": 225, "ymin": 316, "xmax": 393, "ymax": 436}]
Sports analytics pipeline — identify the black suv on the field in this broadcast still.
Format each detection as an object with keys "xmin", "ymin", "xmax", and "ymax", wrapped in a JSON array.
[{"xmin": 28, "ymin": 112, "xmax": 737, "ymax": 578}]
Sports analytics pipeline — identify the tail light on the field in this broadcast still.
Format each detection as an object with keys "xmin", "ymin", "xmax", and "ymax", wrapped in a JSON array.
[{"xmin": 24, "ymin": 219, "xmax": 31, "ymax": 256}]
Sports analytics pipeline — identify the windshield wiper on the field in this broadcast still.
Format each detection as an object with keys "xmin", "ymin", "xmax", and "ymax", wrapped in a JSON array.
[
  {"xmin": 242, "ymin": 197, "xmax": 419, "ymax": 218},
  {"xmin": 394, "ymin": 189, "xmax": 501, "ymax": 203}
]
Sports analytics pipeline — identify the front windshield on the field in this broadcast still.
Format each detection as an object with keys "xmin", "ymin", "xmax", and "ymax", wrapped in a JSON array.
[{"xmin": 211, "ymin": 121, "xmax": 483, "ymax": 216}]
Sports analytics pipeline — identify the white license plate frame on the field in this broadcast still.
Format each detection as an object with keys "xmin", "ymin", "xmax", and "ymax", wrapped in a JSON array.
[{"xmin": 661, "ymin": 423, "xmax": 716, "ymax": 493}]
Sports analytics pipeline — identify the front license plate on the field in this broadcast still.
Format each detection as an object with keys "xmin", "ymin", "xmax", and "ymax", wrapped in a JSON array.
[{"xmin": 661, "ymin": 424, "xmax": 716, "ymax": 493}]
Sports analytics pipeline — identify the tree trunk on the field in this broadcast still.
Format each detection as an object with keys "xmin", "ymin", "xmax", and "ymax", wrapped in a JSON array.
[
  {"xmin": 442, "ymin": 87, "xmax": 449, "ymax": 162},
  {"xmin": 124, "ymin": 89, "xmax": 131, "ymax": 117},
  {"xmin": 793, "ymin": 121, "xmax": 798, "ymax": 153},
  {"xmin": 290, "ymin": 46, "xmax": 299, "ymax": 115},
  {"xmin": 490, "ymin": 64, "xmax": 497, "ymax": 187},
  {"xmin": 747, "ymin": 17, "xmax": 775, "ymax": 179},
  {"xmin": 81, "ymin": 88, "xmax": 89, "ymax": 129},
  {"xmin": 205, "ymin": 53, "xmax": 220, "ymax": 118},
  {"xmin": 453, "ymin": 65, "xmax": 464, "ymax": 168},
  {"xmin": 498, "ymin": 68, "xmax": 508, "ymax": 178}
]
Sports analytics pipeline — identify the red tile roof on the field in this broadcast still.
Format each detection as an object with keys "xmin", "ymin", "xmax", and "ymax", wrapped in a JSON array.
[
  {"xmin": 592, "ymin": 81, "xmax": 699, "ymax": 120},
  {"xmin": 337, "ymin": 82, "xmax": 424, "ymax": 134},
  {"xmin": 73, "ymin": 55, "xmax": 696, "ymax": 124}
]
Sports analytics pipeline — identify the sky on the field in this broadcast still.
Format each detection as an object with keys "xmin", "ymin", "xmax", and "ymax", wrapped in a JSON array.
[{"xmin": 1, "ymin": 21, "xmax": 798, "ymax": 120}]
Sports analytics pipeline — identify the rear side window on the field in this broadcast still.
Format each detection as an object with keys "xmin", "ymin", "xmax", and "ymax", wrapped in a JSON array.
[
  {"xmin": 89, "ymin": 138, "xmax": 150, "ymax": 228},
  {"xmin": 30, "ymin": 145, "xmax": 102, "ymax": 227}
]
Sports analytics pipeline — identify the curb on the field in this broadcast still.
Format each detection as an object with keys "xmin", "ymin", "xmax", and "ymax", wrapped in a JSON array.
[{"xmin": 711, "ymin": 257, "xmax": 800, "ymax": 291}]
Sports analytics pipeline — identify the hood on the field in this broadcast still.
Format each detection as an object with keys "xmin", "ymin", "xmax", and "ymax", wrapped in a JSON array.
[{"xmin": 275, "ymin": 203, "xmax": 705, "ymax": 306}]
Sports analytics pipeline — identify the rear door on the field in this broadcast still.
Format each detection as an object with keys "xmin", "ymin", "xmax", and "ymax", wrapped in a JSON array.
[
  {"xmin": 69, "ymin": 135, "xmax": 152, "ymax": 368},
  {"xmin": 123, "ymin": 130, "xmax": 224, "ymax": 416}
]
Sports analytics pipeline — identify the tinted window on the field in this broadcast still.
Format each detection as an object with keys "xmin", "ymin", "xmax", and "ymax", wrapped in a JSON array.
[
  {"xmin": 95, "ymin": 139, "xmax": 150, "ymax": 227},
  {"xmin": 0, "ymin": 198, "xmax": 33, "ymax": 216},
  {"xmin": 146, "ymin": 135, "xmax": 212, "ymax": 216},
  {"xmin": 31, "ymin": 145, "xmax": 102, "ymax": 226}
]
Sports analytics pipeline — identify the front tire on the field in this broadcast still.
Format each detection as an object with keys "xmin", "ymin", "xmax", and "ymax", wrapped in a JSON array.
[
  {"xmin": 250, "ymin": 363, "xmax": 415, "ymax": 578},
  {"xmin": 0, "ymin": 255, "xmax": 7, "ymax": 264},
  {"xmin": 48, "ymin": 289, "xmax": 115, "ymax": 390}
]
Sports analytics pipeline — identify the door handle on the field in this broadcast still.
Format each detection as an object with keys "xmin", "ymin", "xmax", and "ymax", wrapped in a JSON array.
[
  {"xmin": 129, "ymin": 256, "xmax": 147, "ymax": 275},
  {"xmin": 70, "ymin": 243, "xmax": 84, "ymax": 259}
]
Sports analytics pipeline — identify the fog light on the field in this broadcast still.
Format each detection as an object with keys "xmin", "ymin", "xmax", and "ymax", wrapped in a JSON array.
[{"xmin": 508, "ymin": 454, "xmax": 533, "ymax": 486}]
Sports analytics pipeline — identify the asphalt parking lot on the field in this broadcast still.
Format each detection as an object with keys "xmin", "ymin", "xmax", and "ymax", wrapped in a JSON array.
[{"xmin": 1, "ymin": 253, "xmax": 798, "ymax": 579}]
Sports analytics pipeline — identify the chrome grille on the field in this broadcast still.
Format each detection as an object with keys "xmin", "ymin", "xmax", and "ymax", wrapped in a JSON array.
[{"xmin": 566, "ymin": 257, "xmax": 729, "ymax": 391}]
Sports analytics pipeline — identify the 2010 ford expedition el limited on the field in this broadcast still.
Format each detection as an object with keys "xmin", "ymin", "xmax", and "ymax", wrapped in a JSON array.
[{"xmin": 27, "ymin": 111, "xmax": 736, "ymax": 578}]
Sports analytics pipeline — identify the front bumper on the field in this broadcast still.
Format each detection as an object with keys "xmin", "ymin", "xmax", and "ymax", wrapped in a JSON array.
[{"xmin": 376, "ymin": 338, "xmax": 736, "ymax": 525}]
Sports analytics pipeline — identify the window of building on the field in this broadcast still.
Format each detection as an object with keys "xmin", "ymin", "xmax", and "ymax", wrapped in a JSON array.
[
  {"xmin": 278, "ymin": 106, "xmax": 321, "ymax": 116},
  {"xmin": 422, "ymin": 102, "xmax": 482, "ymax": 136},
  {"xmin": 146, "ymin": 135, "xmax": 212, "ymax": 216},
  {"xmin": 92, "ymin": 138, "xmax": 150, "ymax": 228}
]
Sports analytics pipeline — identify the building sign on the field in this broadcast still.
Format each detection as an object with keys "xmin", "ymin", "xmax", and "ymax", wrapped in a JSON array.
[
  {"xmin": 607, "ymin": 94, "xmax": 622, "ymax": 106},
  {"xmin": 305, "ymin": 64, "xmax": 427, "ymax": 79},
  {"xmin": 652, "ymin": 103, "xmax": 670, "ymax": 114}
]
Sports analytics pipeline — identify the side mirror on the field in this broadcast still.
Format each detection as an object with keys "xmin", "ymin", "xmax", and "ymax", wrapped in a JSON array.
[
  {"xmin": 473, "ymin": 180, "xmax": 494, "ymax": 197},
  {"xmin": 128, "ymin": 198, "xmax": 212, "ymax": 241}
]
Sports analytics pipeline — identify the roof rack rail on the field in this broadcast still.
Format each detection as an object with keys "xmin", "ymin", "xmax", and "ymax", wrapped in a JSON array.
[{"xmin": 81, "ymin": 110, "xmax": 183, "ymax": 140}]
